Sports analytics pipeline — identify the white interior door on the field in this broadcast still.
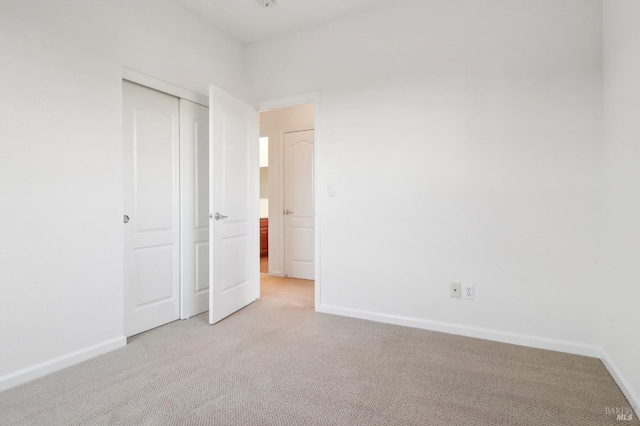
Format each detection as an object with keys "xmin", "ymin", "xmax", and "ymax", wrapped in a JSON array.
[
  {"xmin": 123, "ymin": 81, "xmax": 180, "ymax": 337},
  {"xmin": 284, "ymin": 129, "xmax": 315, "ymax": 280},
  {"xmin": 180, "ymin": 99, "xmax": 209, "ymax": 319},
  {"xmin": 209, "ymin": 85, "xmax": 259, "ymax": 324}
]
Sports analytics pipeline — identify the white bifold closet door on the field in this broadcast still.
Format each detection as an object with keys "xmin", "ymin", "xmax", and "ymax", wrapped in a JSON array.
[
  {"xmin": 208, "ymin": 85, "xmax": 259, "ymax": 324},
  {"xmin": 180, "ymin": 99, "xmax": 210, "ymax": 319},
  {"xmin": 123, "ymin": 81, "xmax": 180, "ymax": 337}
]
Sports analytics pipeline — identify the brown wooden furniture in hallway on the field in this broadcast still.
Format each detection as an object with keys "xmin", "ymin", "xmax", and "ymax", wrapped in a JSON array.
[{"xmin": 260, "ymin": 218, "xmax": 268, "ymax": 257}]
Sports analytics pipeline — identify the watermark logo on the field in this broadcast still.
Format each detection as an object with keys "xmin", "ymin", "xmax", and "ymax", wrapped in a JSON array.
[{"xmin": 605, "ymin": 407, "xmax": 635, "ymax": 422}]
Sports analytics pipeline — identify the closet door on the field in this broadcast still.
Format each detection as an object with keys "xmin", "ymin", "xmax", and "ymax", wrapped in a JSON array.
[
  {"xmin": 180, "ymin": 99, "xmax": 210, "ymax": 318},
  {"xmin": 123, "ymin": 81, "xmax": 180, "ymax": 336}
]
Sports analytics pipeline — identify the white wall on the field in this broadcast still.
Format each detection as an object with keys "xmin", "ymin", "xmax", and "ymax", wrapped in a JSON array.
[
  {"xmin": 0, "ymin": 0, "xmax": 245, "ymax": 388},
  {"xmin": 259, "ymin": 104, "xmax": 315, "ymax": 276},
  {"xmin": 602, "ymin": 0, "xmax": 640, "ymax": 410},
  {"xmin": 3, "ymin": 0, "xmax": 633, "ymax": 403},
  {"xmin": 248, "ymin": 0, "xmax": 603, "ymax": 353}
]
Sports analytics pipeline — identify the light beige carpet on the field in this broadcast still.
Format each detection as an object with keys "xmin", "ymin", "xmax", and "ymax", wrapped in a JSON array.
[{"xmin": 0, "ymin": 274, "xmax": 636, "ymax": 425}]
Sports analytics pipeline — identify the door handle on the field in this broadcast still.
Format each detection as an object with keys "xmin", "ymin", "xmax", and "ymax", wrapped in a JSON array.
[
  {"xmin": 123, "ymin": 215, "xmax": 130, "ymax": 224},
  {"xmin": 214, "ymin": 212, "xmax": 228, "ymax": 221},
  {"xmin": 284, "ymin": 210, "xmax": 294, "ymax": 215}
]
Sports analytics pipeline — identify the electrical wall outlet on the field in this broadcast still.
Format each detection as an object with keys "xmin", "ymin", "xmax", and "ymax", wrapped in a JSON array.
[
  {"xmin": 462, "ymin": 283, "xmax": 474, "ymax": 300},
  {"xmin": 450, "ymin": 282, "xmax": 461, "ymax": 298}
]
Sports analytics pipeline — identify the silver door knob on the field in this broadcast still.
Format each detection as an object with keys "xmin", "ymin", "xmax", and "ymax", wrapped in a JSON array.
[
  {"xmin": 214, "ymin": 212, "xmax": 228, "ymax": 220},
  {"xmin": 123, "ymin": 215, "xmax": 130, "ymax": 223},
  {"xmin": 284, "ymin": 210, "xmax": 294, "ymax": 215}
]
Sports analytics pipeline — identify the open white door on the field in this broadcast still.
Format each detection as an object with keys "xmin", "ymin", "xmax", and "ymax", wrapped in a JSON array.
[{"xmin": 209, "ymin": 85, "xmax": 259, "ymax": 324}]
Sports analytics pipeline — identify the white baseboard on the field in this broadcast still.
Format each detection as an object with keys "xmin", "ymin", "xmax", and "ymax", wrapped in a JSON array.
[
  {"xmin": 318, "ymin": 304, "xmax": 601, "ymax": 358},
  {"xmin": 601, "ymin": 350, "xmax": 640, "ymax": 415},
  {"xmin": 0, "ymin": 336, "xmax": 126, "ymax": 392}
]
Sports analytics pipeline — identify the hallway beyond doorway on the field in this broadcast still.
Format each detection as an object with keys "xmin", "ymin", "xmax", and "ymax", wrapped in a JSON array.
[{"xmin": 260, "ymin": 273, "xmax": 314, "ymax": 309}]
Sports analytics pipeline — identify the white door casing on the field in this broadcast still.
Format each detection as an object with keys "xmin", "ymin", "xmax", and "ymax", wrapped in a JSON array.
[
  {"xmin": 123, "ymin": 81, "xmax": 180, "ymax": 337},
  {"xmin": 284, "ymin": 130, "xmax": 315, "ymax": 280},
  {"xmin": 209, "ymin": 85, "xmax": 260, "ymax": 324},
  {"xmin": 180, "ymin": 99, "xmax": 210, "ymax": 319}
]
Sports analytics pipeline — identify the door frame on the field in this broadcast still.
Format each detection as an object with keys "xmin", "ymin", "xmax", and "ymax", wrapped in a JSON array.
[
  {"xmin": 121, "ymin": 67, "xmax": 209, "ymax": 323},
  {"xmin": 123, "ymin": 67, "xmax": 208, "ymax": 107},
  {"xmin": 256, "ymin": 93, "xmax": 321, "ymax": 311}
]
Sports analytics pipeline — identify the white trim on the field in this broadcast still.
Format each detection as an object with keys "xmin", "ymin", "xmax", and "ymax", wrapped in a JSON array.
[
  {"xmin": 282, "ymin": 127, "xmax": 315, "ymax": 134},
  {"xmin": 255, "ymin": 93, "xmax": 321, "ymax": 311},
  {"xmin": 601, "ymin": 350, "xmax": 640, "ymax": 416},
  {"xmin": 318, "ymin": 304, "xmax": 601, "ymax": 358},
  {"xmin": 0, "ymin": 337, "xmax": 126, "ymax": 392},
  {"xmin": 256, "ymin": 92, "xmax": 319, "ymax": 112},
  {"xmin": 122, "ymin": 67, "xmax": 208, "ymax": 107}
]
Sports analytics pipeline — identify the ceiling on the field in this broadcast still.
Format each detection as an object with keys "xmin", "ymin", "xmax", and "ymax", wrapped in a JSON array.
[{"xmin": 171, "ymin": 0, "xmax": 397, "ymax": 45}]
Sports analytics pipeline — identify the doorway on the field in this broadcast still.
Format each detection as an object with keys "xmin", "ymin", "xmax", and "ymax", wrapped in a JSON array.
[
  {"xmin": 258, "ymin": 103, "xmax": 316, "ymax": 302},
  {"xmin": 259, "ymin": 136, "xmax": 270, "ymax": 274}
]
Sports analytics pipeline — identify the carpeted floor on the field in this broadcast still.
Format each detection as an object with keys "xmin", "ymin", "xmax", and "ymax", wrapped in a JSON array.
[{"xmin": 0, "ymin": 274, "xmax": 636, "ymax": 425}]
